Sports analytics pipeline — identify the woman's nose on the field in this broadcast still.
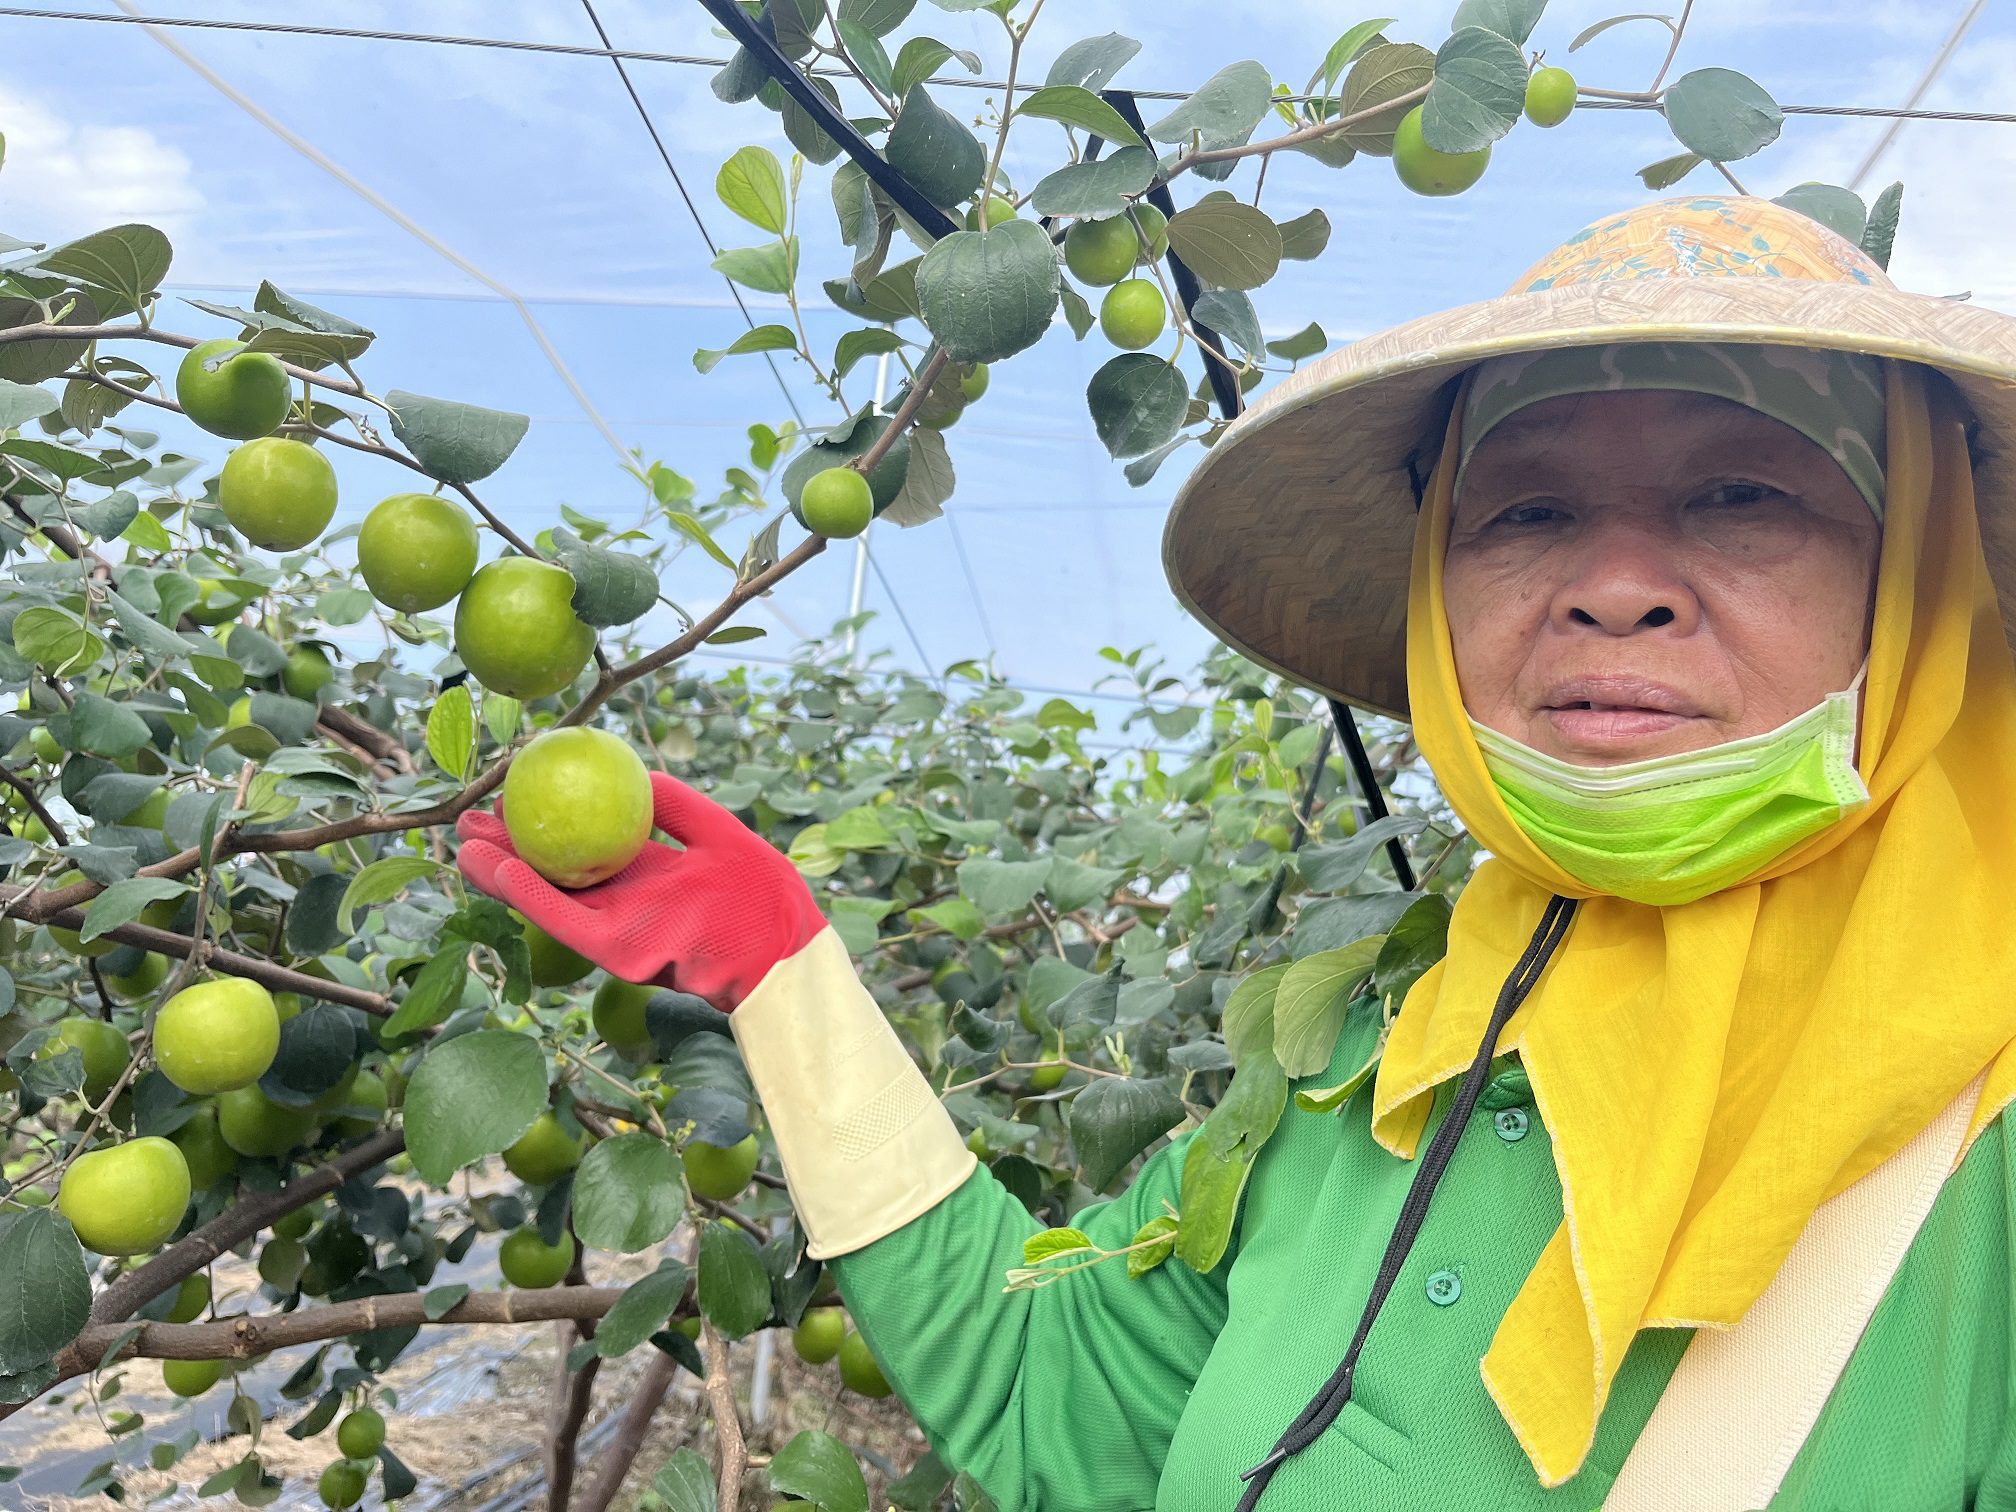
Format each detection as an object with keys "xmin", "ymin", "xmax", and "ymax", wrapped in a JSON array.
[{"xmin": 1547, "ymin": 519, "xmax": 1701, "ymax": 637}]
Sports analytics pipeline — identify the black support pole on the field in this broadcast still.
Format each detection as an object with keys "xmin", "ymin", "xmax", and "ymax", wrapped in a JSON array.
[
  {"xmin": 693, "ymin": 0, "xmax": 959, "ymax": 242},
  {"xmin": 1329, "ymin": 698, "xmax": 1417, "ymax": 891}
]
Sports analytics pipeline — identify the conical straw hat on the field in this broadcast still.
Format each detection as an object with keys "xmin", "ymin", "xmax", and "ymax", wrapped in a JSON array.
[{"xmin": 1162, "ymin": 195, "xmax": 2016, "ymax": 717}]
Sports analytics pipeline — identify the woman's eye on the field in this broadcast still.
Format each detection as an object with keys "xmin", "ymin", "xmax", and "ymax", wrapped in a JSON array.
[
  {"xmin": 1696, "ymin": 480, "xmax": 1787, "ymax": 509},
  {"xmin": 1488, "ymin": 500, "xmax": 1567, "ymax": 528}
]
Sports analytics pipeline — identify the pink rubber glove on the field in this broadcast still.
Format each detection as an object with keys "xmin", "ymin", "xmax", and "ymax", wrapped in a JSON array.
[{"xmin": 455, "ymin": 772, "xmax": 828, "ymax": 1012}]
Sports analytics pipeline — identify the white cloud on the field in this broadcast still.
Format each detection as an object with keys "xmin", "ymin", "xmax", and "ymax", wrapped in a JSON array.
[{"xmin": 0, "ymin": 78, "xmax": 204, "ymax": 243}]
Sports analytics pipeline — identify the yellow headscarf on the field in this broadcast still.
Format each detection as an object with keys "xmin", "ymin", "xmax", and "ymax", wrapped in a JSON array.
[{"xmin": 1371, "ymin": 359, "xmax": 2016, "ymax": 1486}]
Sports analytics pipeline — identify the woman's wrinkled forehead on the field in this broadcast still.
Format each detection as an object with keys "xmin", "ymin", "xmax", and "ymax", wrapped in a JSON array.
[{"xmin": 1453, "ymin": 341, "xmax": 1890, "ymax": 519}]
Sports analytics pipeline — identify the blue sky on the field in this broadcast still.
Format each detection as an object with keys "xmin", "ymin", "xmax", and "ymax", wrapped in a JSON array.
[{"xmin": 3, "ymin": 0, "xmax": 2011, "ymax": 722}]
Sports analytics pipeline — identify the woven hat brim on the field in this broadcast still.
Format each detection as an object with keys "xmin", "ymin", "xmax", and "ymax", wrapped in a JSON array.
[{"xmin": 1163, "ymin": 277, "xmax": 2016, "ymax": 719}]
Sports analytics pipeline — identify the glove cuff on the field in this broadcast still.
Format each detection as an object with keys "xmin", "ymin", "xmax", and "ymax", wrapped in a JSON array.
[{"xmin": 730, "ymin": 927, "xmax": 977, "ymax": 1259}]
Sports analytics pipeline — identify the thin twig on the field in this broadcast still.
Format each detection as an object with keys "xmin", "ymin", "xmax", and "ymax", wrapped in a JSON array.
[{"xmin": 0, "ymin": 766, "xmax": 69, "ymax": 846}]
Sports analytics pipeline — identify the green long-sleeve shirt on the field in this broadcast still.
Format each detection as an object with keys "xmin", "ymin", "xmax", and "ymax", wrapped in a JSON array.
[{"xmin": 831, "ymin": 1006, "xmax": 2016, "ymax": 1511}]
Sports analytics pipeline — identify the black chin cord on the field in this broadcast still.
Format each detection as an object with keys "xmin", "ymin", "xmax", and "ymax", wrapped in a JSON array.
[{"xmin": 1233, "ymin": 895, "xmax": 1579, "ymax": 1511}]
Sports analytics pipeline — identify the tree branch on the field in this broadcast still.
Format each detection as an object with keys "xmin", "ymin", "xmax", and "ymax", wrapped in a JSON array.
[
  {"xmin": 0, "ymin": 1129, "xmax": 409, "ymax": 1419},
  {"xmin": 65, "ymin": 1285, "xmax": 625, "ymax": 1370},
  {"xmin": 0, "ymin": 326, "xmax": 366, "ymax": 397},
  {"xmin": 0, "ymin": 766, "xmax": 69, "ymax": 846},
  {"xmin": 0, "ymin": 887, "xmax": 395, "ymax": 1015},
  {"xmin": 573, "ymin": 1347, "xmax": 678, "ymax": 1512},
  {"xmin": 1164, "ymin": 83, "xmax": 1431, "ymax": 176}
]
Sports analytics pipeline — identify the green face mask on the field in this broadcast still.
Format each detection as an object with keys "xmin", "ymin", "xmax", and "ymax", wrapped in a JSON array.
[{"xmin": 1468, "ymin": 671, "xmax": 1871, "ymax": 906}]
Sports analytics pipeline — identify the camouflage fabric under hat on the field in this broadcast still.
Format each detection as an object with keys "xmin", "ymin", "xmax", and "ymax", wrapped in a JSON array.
[{"xmin": 1454, "ymin": 339, "xmax": 1889, "ymax": 518}]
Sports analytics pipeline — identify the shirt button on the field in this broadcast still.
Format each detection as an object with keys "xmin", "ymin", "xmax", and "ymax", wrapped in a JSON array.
[
  {"xmin": 1494, "ymin": 1108, "xmax": 1531, "ymax": 1143},
  {"xmin": 1425, "ymin": 1269, "xmax": 1462, "ymax": 1307}
]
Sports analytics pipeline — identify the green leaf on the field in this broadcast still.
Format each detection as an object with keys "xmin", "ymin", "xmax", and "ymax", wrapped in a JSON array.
[
  {"xmin": 255, "ymin": 283, "xmax": 374, "ymax": 350},
  {"xmin": 38, "ymin": 224, "xmax": 172, "ymax": 316},
  {"xmin": 1423, "ymin": 26, "xmax": 1528, "ymax": 153},
  {"xmin": 651, "ymin": 1449, "xmax": 717, "ymax": 1512},
  {"xmin": 402, "ymin": 1032, "xmax": 547, "ymax": 1187},
  {"xmin": 1044, "ymin": 854, "xmax": 1122, "ymax": 912},
  {"xmin": 596, "ymin": 1260, "xmax": 693, "ymax": 1358},
  {"xmin": 484, "ymin": 692, "xmax": 522, "ymax": 747},
  {"xmin": 833, "ymin": 327, "xmax": 906, "ymax": 378},
  {"xmin": 839, "ymin": 0, "xmax": 916, "ymax": 37},
  {"xmin": 1192, "ymin": 290, "xmax": 1263, "ymax": 360},
  {"xmin": 1143, "ymin": 60, "xmax": 1272, "ymax": 151},
  {"xmin": 1049, "ymin": 967, "xmax": 1121, "ymax": 1036},
  {"xmin": 1336, "ymin": 42, "xmax": 1436, "ymax": 156},
  {"xmin": 1021, "ymin": 1227, "xmax": 1094, "ymax": 1264},
  {"xmin": 710, "ymin": 242, "xmax": 799, "ymax": 296},
  {"xmin": 425, "ymin": 684, "xmax": 474, "ymax": 782},
  {"xmin": 1127, "ymin": 1214, "xmax": 1179, "ymax": 1278},
  {"xmin": 915, "ymin": 222, "xmax": 1061, "ymax": 364},
  {"xmin": 422, "ymin": 1284, "xmax": 471, "ymax": 1322},
  {"xmin": 1086, "ymin": 354, "xmax": 1189, "ymax": 459},
  {"xmin": 1221, "ymin": 962, "xmax": 1288, "ymax": 1061},
  {"xmin": 910, "ymin": 897, "xmax": 985, "ymax": 940},
  {"xmin": 1662, "ymin": 67, "xmax": 1783, "ymax": 162},
  {"xmin": 227, "ymin": 623, "xmax": 287, "ymax": 677},
  {"xmin": 1177, "ymin": 1052, "xmax": 1287, "ymax": 1270},
  {"xmin": 77, "ymin": 877, "xmax": 185, "ymax": 944},
  {"xmin": 1275, "ymin": 209, "xmax": 1332, "ymax": 262},
  {"xmin": 384, "ymin": 390, "xmax": 529, "ymax": 485},
  {"xmin": 885, "ymin": 85, "xmax": 986, "ymax": 210},
  {"xmin": 1313, "ymin": 19, "xmax": 1396, "ymax": 95},
  {"xmin": 1862, "ymin": 181, "xmax": 1904, "ymax": 270},
  {"xmin": 1297, "ymin": 814, "xmax": 1426, "ymax": 892},
  {"xmin": 1165, "ymin": 199, "xmax": 1282, "ymax": 292},
  {"xmin": 1274, "ymin": 938, "xmax": 1384, "ymax": 1077},
  {"xmin": 1293, "ymin": 1027, "xmax": 1386, "ymax": 1113},
  {"xmin": 1451, "ymin": 0, "xmax": 1547, "ymax": 45},
  {"xmin": 769, "ymin": 1430, "xmax": 871, "ymax": 1512},
  {"xmin": 63, "ymin": 693, "xmax": 150, "ymax": 759},
  {"xmin": 1015, "ymin": 86, "xmax": 1142, "ymax": 145},
  {"xmin": 1045, "ymin": 32, "xmax": 1142, "ymax": 91},
  {"xmin": 551, "ymin": 529, "xmax": 657, "ymax": 628},
  {"xmin": 0, "ymin": 1208, "xmax": 89, "ymax": 1374},
  {"xmin": 1636, "ymin": 150, "xmax": 1704, "ymax": 190},
  {"xmin": 653, "ymin": 1451, "xmax": 717, "ymax": 1512},
  {"xmin": 837, "ymin": 21, "xmax": 895, "ymax": 94},
  {"xmin": 0, "ymin": 377, "xmax": 56, "ymax": 431},
  {"xmin": 383, "ymin": 950, "xmax": 469, "ymax": 1040},
  {"xmin": 1029, "ymin": 147, "xmax": 1156, "ymax": 219},
  {"xmin": 693, "ymin": 324, "xmax": 797, "ymax": 375},
  {"xmin": 11, "ymin": 606, "xmax": 105, "ymax": 676},
  {"xmin": 1071, "ymin": 1077, "xmax": 1184, "ymax": 1190},
  {"xmin": 715, "ymin": 147, "xmax": 788, "ymax": 235},
  {"xmin": 337, "ymin": 855, "xmax": 441, "ymax": 931},
  {"xmin": 1569, "ymin": 12, "xmax": 1673, "ymax": 50},
  {"xmin": 957, "ymin": 855, "xmax": 1052, "ymax": 914},
  {"xmin": 574, "ymin": 1133, "xmax": 684, "ymax": 1252},
  {"xmin": 261, "ymin": 1003, "xmax": 360, "ymax": 1107},
  {"xmin": 1772, "ymin": 182, "xmax": 1867, "ymax": 244},
  {"xmin": 782, "ymin": 411, "xmax": 910, "ymax": 514},
  {"xmin": 1266, "ymin": 321, "xmax": 1329, "ymax": 362},
  {"xmin": 892, "ymin": 37, "xmax": 982, "ymax": 97},
  {"xmin": 880, "ymin": 421, "xmax": 955, "ymax": 529},
  {"xmin": 1372, "ymin": 893, "xmax": 1452, "ymax": 1005},
  {"xmin": 697, "ymin": 1218, "xmax": 771, "ymax": 1338}
]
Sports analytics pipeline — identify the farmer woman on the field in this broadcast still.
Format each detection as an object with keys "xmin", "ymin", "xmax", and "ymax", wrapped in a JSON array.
[{"xmin": 458, "ymin": 196, "xmax": 2016, "ymax": 1510}]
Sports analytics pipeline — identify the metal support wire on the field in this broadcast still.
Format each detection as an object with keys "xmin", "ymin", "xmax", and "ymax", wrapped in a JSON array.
[
  {"xmin": 1329, "ymin": 699, "xmax": 1417, "ymax": 891},
  {"xmin": 580, "ymin": 0, "xmax": 804, "ymax": 428}
]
